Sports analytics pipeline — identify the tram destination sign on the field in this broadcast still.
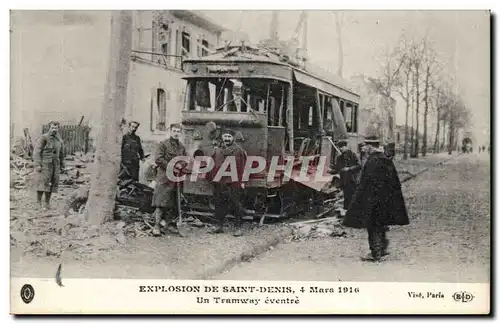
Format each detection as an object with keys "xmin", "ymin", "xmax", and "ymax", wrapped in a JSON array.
[{"xmin": 207, "ymin": 65, "xmax": 239, "ymax": 73}]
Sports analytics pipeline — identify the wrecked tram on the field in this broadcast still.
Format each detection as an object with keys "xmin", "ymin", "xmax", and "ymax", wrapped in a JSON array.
[{"xmin": 179, "ymin": 44, "xmax": 361, "ymax": 221}]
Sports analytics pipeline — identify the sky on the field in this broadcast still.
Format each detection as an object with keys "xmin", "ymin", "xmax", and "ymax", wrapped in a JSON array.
[
  {"xmin": 10, "ymin": 10, "xmax": 490, "ymax": 144},
  {"xmin": 201, "ymin": 10, "xmax": 491, "ymax": 145}
]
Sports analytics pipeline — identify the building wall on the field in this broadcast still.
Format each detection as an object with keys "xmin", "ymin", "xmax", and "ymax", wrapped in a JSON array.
[
  {"xmin": 11, "ymin": 10, "xmax": 223, "ymax": 144},
  {"xmin": 10, "ymin": 11, "xmax": 111, "ymax": 139},
  {"xmin": 126, "ymin": 59, "xmax": 186, "ymax": 143}
]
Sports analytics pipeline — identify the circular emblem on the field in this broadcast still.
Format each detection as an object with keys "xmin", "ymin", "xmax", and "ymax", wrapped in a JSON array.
[{"xmin": 20, "ymin": 284, "xmax": 35, "ymax": 304}]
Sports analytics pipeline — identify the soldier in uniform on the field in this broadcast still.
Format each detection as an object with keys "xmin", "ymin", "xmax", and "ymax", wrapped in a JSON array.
[
  {"xmin": 152, "ymin": 123, "xmax": 187, "ymax": 237},
  {"xmin": 334, "ymin": 139, "xmax": 361, "ymax": 212},
  {"xmin": 343, "ymin": 135, "xmax": 409, "ymax": 262},
  {"xmin": 33, "ymin": 121, "xmax": 65, "ymax": 210},
  {"xmin": 120, "ymin": 121, "xmax": 145, "ymax": 181},
  {"xmin": 209, "ymin": 129, "xmax": 247, "ymax": 237}
]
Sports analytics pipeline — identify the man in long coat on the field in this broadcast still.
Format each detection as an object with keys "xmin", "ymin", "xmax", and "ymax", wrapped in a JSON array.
[
  {"xmin": 33, "ymin": 121, "xmax": 65, "ymax": 210},
  {"xmin": 209, "ymin": 129, "xmax": 247, "ymax": 237},
  {"xmin": 152, "ymin": 123, "xmax": 187, "ymax": 236},
  {"xmin": 343, "ymin": 135, "xmax": 409, "ymax": 262},
  {"xmin": 120, "ymin": 121, "xmax": 145, "ymax": 181},
  {"xmin": 335, "ymin": 139, "xmax": 361, "ymax": 212}
]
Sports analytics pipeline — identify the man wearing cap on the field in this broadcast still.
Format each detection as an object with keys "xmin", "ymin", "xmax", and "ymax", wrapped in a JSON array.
[
  {"xmin": 152, "ymin": 123, "xmax": 187, "ymax": 236},
  {"xmin": 343, "ymin": 135, "xmax": 409, "ymax": 262},
  {"xmin": 120, "ymin": 121, "xmax": 145, "ymax": 182},
  {"xmin": 209, "ymin": 128, "xmax": 248, "ymax": 237},
  {"xmin": 334, "ymin": 139, "xmax": 361, "ymax": 213},
  {"xmin": 33, "ymin": 121, "xmax": 65, "ymax": 210}
]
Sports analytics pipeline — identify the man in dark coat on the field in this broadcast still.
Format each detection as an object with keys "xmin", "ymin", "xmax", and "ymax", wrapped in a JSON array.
[
  {"xmin": 335, "ymin": 140, "xmax": 361, "ymax": 211},
  {"xmin": 33, "ymin": 121, "xmax": 65, "ymax": 210},
  {"xmin": 343, "ymin": 135, "xmax": 409, "ymax": 262},
  {"xmin": 209, "ymin": 129, "xmax": 248, "ymax": 237},
  {"xmin": 152, "ymin": 123, "xmax": 187, "ymax": 236},
  {"xmin": 120, "ymin": 121, "xmax": 145, "ymax": 181}
]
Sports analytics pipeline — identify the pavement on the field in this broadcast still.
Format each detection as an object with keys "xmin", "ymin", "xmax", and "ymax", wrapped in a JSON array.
[
  {"xmin": 211, "ymin": 152, "xmax": 490, "ymax": 282},
  {"xmin": 10, "ymin": 151, "xmax": 460, "ymax": 280}
]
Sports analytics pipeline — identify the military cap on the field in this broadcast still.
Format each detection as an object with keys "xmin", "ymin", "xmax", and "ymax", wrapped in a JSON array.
[
  {"xmin": 364, "ymin": 135, "xmax": 380, "ymax": 144},
  {"xmin": 221, "ymin": 128, "xmax": 235, "ymax": 136},
  {"xmin": 170, "ymin": 123, "xmax": 183, "ymax": 129},
  {"xmin": 336, "ymin": 139, "xmax": 349, "ymax": 148}
]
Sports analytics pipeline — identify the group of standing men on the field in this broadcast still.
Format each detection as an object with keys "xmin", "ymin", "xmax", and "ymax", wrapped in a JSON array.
[
  {"xmin": 334, "ymin": 136, "xmax": 409, "ymax": 262},
  {"xmin": 120, "ymin": 121, "xmax": 248, "ymax": 238},
  {"xmin": 32, "ymin": 119, "xmax": 408, "ymax": 259}
]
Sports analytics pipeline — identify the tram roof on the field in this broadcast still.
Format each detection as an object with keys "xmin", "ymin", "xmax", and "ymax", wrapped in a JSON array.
[{"xmin": 182, "ymin": 44, "xmax": 360, "ymax": 100}]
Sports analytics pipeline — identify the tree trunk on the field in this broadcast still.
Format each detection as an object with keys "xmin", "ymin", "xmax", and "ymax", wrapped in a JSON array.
[
  {"xmin": 422, "ymin": 65, "xmax": 430, "ymax": 156},
  {"xmin": 448, "ymin": 112, "xmax": 454, "ymax": 155},
  {"xmin": 403, "ymin": 98, "xmax": 410, "ymax": 160},
  {"xmin": 441, "ymin": 119, "xmax": 447, "ymax": 151},
  {"xmin": 334, "ymin": 12, "xmax": 343, "ymax": 78},
  {"xmin": 433, "ymin": 107, "xmax": 440, "ymax": 153},
  {"xmin": 85, "ymin": 11, "xmax": 133, "ymax": 226},
  {"xmin": 414, "ymin": 64, "xmax": 420, "ymax": 157}
]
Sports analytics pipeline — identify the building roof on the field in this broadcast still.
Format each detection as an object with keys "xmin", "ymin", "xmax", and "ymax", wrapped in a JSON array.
[{"xmin": 170, "ymin": 10, "xmax": 227, "ymax": 34}]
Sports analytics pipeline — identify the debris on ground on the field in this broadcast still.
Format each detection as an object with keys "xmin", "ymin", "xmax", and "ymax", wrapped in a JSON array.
[{"xmin": 288, "ymin": 217, "xmax": 348, "ymax": 241}]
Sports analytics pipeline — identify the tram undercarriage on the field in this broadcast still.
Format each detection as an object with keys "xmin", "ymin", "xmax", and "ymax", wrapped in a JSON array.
[{"xmin": 181, "ymin": 179, "xmax": 340, "ymax": 225}]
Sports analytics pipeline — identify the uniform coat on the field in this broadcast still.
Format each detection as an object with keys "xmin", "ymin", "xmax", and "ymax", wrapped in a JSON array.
[
  {"xmin": 120, "ymin": 133, "xmax": 144, "ymax": 181},
  {"xmin": 209, "ymin": 141, "xmax": 248, "ymax": 225},
  {"xmin": 33, "ymin": 133, "xmax": 65, "ymax": 193},
  {"xmin": 335, "ymin": 149, "xmax": 361, "ymax": 209},
  {"xmin": 152, "ymin": 137, "xmax": 187, "ymax": 208},
  {"xmin": 343, "ymin": 151, "xmax": 409, "ymax": 229},
  {"xmin": 209, "ymin": 142, "xmax": 247, "ymax": 187}
]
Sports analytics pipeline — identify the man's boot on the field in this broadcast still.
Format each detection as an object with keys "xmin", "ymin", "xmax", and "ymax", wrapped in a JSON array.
[{"xmin": 152, "ymin": 208, "xmax": 162, "ymax": 236}]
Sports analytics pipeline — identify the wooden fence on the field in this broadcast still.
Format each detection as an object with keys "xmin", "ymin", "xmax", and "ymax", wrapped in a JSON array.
[{"xmin": 42, "ymin": 125, "xmax": 91, "ymax": 156}]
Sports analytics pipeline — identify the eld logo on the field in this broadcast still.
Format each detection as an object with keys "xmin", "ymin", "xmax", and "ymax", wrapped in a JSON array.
[{"xmin": 452, "ymin": 291, "xmax": 474, "ymax": 303}]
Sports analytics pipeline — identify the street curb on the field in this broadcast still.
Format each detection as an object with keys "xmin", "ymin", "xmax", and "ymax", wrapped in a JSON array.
[
  {"xmin": 197, "ymin": 226, "xmax": 294, "ymax": 280},
  {"xmin": 400, "ymin": 154, "xmax": 458, "ymax": 184}
]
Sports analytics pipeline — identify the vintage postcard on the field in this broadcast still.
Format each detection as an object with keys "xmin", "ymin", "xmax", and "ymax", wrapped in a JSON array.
[{"xmin": 9, "ymin": 9, "xmax": 491, "ymax": 315}]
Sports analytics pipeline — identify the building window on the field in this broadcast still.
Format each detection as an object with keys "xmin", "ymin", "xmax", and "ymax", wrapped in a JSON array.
[
  {"xmin": 201, "ymin": 39, "xmax": 209, "ymax": 57},
  {"xmin": 159, "ymin": 24, "xmax": 169, "ymax": 55},
  {"xmin": 181, "ymin": 31, "xmax": 191, "ymax": 57},
  {"xmin": 156, "ymin": 88, "xmax": 167, "ymax": 131}
]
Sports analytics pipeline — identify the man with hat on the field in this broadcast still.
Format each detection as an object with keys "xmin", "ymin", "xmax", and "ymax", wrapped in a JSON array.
[
  {"xmin": 33, "ymin": 120, "xmax": 66, "ymax": 210},
  {"xmin": 334, "ymin": 139, "xmax": 361, "ymax": 213},
  {"xmin": 343, "ymin": 135, "xmax": 409, "ymax": 262},
  {"xmin": 208, "ymin": 128, "xmax": 248, "ymax": 237},
  {"xmin": 151, "ymin": 123, "xmax": 187, "ymax": 236}
]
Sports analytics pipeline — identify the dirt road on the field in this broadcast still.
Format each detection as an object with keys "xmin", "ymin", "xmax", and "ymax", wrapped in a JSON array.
[{"xmin": 212, "ymin": 153, "xmax": 491, "ymax": 282}]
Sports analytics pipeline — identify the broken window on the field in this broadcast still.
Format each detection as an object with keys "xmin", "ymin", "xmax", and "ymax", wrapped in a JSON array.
[
  {"xmin": 344, "ymin": 102, "xmax": 353, "ymax": 132},
  {"xmin": 197, "ymin": 38, "xmax": 210, "ymax": 57}
]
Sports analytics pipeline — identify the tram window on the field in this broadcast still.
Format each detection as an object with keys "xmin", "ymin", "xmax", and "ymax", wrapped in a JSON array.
[
  {"xmin": 345, "ymin": 102, "xmax": 353, "ymax": 132},
  {"xmin": 324, "ymin": 97, "xmax": 333, "ymax": 133},
  {"xmin": 339, "ymin": 100, "xmax": 345, "ymax": 116},
  {"xmin": 352, "ymin": 104, "xmax": 359, "ymax": 133}
]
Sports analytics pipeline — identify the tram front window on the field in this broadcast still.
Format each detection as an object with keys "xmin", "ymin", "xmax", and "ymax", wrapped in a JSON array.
[{"xmin": 184, "ymin": 78, "xmax": 286, "ymax": 118}]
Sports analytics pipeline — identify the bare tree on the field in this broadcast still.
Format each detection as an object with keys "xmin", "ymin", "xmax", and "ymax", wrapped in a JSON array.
[
  {"xmin": 395, "ymin": 50, "xmax": 413, "ymax": 160},
  {"xmin": 334, "ymin": 12, "xmax": 344, "ymax": 78},
  {"xmin": 85, "ymin": 11, "xmax": 133, "ymax": 225}
]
